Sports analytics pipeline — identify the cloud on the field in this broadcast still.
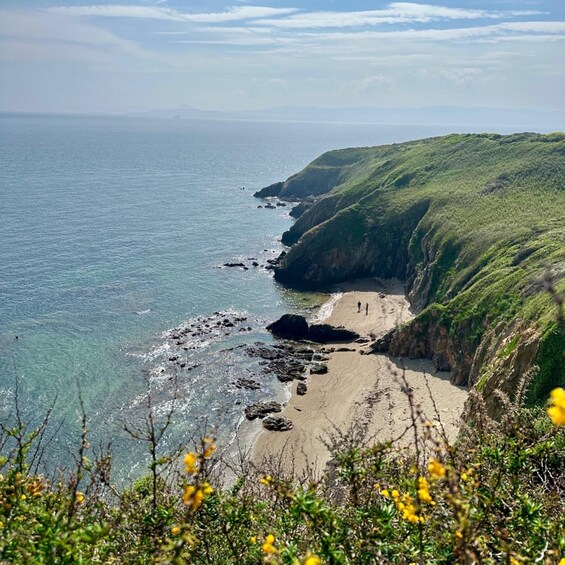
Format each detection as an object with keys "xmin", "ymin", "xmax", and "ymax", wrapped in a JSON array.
[
  {"xmin": 352, "ymin": 75, "xmax": 394, "ymax": 92},
  {"xmin": 48, "ymin": 5, "xmax": 300, "ymax": 23},
  {"xmin": 305, "ymin": 21, "xmax": 565, "ymax": 44},
  {"xmin": 253, "ymin": 2, "xmax": 541, "ymax": 29},
  {"xmin": 437, "ymin": 67, "xmax": 483, "ymax": 85},
  {"xmin": 0, "ymin": 10, "xmax": 170, "ymax": 64}
]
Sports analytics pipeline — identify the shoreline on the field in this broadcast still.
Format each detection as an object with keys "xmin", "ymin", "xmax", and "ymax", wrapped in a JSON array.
[{"xmin": 249, "ymin": 278, "xmax": 468, "ymax": 478}]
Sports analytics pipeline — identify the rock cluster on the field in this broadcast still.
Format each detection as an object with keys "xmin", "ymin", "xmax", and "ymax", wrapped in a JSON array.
[
  {"xmin": 262, "ymin": 416, "xmax": 294, "ymax": 431},
  {"xmin": 267, "ymin": 314, "xmax": 359, "ymax": 343},
  {"xmin": 244, "ymin": 401, "xmax": 282, "ymax": 420}
]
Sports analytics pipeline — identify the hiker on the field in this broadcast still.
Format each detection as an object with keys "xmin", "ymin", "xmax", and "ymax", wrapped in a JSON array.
[
  {"xmin": 357, "ymin": 301, "xmax": 361, "ymax": 313},
  {"xmin": 365, "ymin": 303, "xmax": 369, "ymax": 315}
]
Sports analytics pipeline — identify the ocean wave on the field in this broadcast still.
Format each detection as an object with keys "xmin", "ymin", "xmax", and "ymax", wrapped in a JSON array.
[{"xmin": 310, "ymin": 292, "xmax": 343, "ymax": 323}]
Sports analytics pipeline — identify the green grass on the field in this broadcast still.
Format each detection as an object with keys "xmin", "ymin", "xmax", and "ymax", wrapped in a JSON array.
[{"xmin": 274, "ymin": 133, "xmax": 565, "ymax": 404}]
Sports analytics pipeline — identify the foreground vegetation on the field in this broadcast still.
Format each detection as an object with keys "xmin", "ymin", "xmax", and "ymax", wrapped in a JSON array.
[{"xmin": 1, "ymin": 381, "xmax": 564, "ymax": 564}]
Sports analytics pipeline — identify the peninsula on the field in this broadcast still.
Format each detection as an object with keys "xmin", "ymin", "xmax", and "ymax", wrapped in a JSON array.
[{"xmin": 255, "ymin": 132, "xmax": 565, "ymax": 421}]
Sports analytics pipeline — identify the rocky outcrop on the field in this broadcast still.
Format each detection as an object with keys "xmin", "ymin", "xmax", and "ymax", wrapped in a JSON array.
[
  {"xmin": 245, "ymin": 401, "xmax": 283, "ymax": 421},
  {"xmin": 266, "ymin": 314, "xmax": 309, "ymax": 340},
  {"xmin": 263, "ymin": 416, "xmax": 294, "ymax": 431},
  {"xmin": 308, "ymin": 324, "xmax": 359, "ymax": 343},
  {"xmin": 267, "ymin": 315, "xmax": 359, "ymax": 343}
]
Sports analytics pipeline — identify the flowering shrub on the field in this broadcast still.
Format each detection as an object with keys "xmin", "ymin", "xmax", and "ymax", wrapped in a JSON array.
[{"xmin": 0, "ymin": 388, "xmax": 563, "ymax": 563}]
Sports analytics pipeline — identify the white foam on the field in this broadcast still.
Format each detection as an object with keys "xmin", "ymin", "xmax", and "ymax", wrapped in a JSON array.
[{"xmin": 310, "ymin": 292, "xmax": 343, "ymax": 323}]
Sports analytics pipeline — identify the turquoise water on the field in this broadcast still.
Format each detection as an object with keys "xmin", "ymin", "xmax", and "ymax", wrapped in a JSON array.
[{"xmin": 0, "ymin": 114, "xmax": 523, "ymax": 479}]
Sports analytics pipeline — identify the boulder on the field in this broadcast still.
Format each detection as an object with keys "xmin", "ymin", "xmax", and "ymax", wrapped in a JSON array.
[
  {"xmin": 308, "ymin": 324, "xmax": 359, "ymax": 343},
  {"xmin": 310, "ymin": 363, "xmax": 328, "ymax": 375},
  {"xmin": 244, "ymin": 401, "xmax": 282, "ymax": 420},
  {"xmin": 262, "ymin": 416, "xmax": 294, "ymax": 431},
  {"xmin": 296, "ymin": 382, "xmax": 307, "ymax": 395},
  {"xmin": 267, "ymin": 314, "xmax": 309, "ymax": 340}
]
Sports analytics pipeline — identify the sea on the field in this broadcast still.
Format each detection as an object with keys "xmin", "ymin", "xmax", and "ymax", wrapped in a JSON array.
[{"xmin": 0, "ymin": 114, "xmax": 539, "ymax": 481}]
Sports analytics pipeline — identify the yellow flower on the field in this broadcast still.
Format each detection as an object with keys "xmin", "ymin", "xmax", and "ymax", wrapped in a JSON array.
[
  {"xmin": 417, "ymin": 477, "xmax": 434, "ymax": 505},
  {"xmin": 250, "ymin": 536, "xmax": 257, "ymax": 544},
  {"xmin": 201, "ymin": 482, "xmax": 213, "ymax": 495},
  {"xmin": 391, "ymin": 489, "xmax": 400, "ymax": 499},
  {"xmin": 558, "ymin": 558, "xmax": 565, "ymax": 565},
  {"xmin": 183, "ymin": 485, "xmax": 196, "ymax": 505},
  {"xmin": 262, "ymin": 534, "xmax": 278, "ymax": 555},
  {"xmin": 304, "ymin": 553, "xmax": 322, "ymax": 565},
  {"xmin": 171, "ymin": 526, "xmax": 180, "ymax": 535},
  {"xmin": 455, "ymin": 531, "xmax": 463, "ymax": 539},
  {"xmin": 203, "ymin": 437, "xmax": 216, "ymax": 458},
  {"xmin": 184, "ymin": 452, "xmax": 199, "ymax": 474},
  {"xmin": 380, "ymin": 489, "xmax": 390, "ymax": 498},
  {"xmin": 259, "ymin": 475, "xmax": 273, "ymax": 486},
  {"xmin": 20, "ymin": 494, "xmax": 27, "ymax": 501},
  {"xmin": 75, "ymin": 491, "xmax": 84, "ymax": 504},
  {"xmin": 547, "ymin": 387, "xmax": 565, "ymax": 426},
  {"xmin": 428, "ymin": 459, "xmax": 446, "ymax": 480}
]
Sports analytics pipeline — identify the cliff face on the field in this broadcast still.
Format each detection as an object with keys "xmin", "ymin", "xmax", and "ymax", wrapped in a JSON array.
[{"xmin": 258, "ymin": 133, "xmax": 565, "ymax": 410}]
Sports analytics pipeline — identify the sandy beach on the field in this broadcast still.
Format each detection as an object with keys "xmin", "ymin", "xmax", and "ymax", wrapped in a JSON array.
[{"xmin": 250, "ymin": 279, "xmax": 468, "ymax": 478}]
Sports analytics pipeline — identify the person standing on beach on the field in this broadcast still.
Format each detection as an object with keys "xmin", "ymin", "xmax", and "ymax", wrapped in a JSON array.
[
  {"xmin": 357, "ymin": 301, "xmax": 361, "ymax": 313},
  {"xmin": 365, "ymin": 303, "xmax": 369, "ymax": 315}
]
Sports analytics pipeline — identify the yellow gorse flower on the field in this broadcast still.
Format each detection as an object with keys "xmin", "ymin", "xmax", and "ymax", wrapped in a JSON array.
[
  {"xmin": 171, "ymin": 526, "xmax": 180, "ymax": 535},
  {"xmin": 262, "ymin": 534, "xmax": 278, "ymax": 555},
  {"xmin": 184, "ymin": 452, "xmax": 199, "ymax": 474},
  {"xmin": 417, "ymin": 477, "xmax": 435, "ymax": 505},
  {"xmin": 259, "ymin": 475, "xmax": 273, "ymax": 486},
  {"xmin": 75, "ymin": 491, "xmax": 85, "ymax": 504},
  {"xmin": 183, "ymin": 481, "xmax": 213, "ymax": 511},
  {"xmin": 547, "ymin": 387, "xmax": 565, "ymax": 426},
  {"xmin": 304, "ymin": 553, "xmax": 322, "ymax": 565},
  {"xmin": 427, "ymin": 459, "xmax": 446, "ymax": 480}
]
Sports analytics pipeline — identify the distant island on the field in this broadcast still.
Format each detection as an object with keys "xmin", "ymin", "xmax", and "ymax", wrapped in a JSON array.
[{"xmin": 256, "ymin": 132, "xmax": 565, "ymax": 415}]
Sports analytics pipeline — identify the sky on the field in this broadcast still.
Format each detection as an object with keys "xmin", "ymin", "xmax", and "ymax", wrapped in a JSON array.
[{"xmin": 0, "ymin": 1, "xmax": 564, "ymax": 114}]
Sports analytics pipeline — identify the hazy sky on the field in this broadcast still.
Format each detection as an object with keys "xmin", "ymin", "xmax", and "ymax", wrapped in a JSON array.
[{"xmin": 1, "ymin": 1, "xmax": 564, "ymax": 114}]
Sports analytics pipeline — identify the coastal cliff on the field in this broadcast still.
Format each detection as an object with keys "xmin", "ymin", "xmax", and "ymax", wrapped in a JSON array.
[{"xmin": 256, "ymin": 132, "xmax": 565, "ymax": 411}]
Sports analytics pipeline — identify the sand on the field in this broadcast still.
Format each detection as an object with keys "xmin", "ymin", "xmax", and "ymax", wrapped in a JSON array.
[{"xmin": 250, "ymin": 279, "xmax": 468, "ymax": 479}]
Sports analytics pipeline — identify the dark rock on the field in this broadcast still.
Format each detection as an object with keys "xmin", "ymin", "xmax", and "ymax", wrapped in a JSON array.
[
  {"xmin": 308, "ymin": 324, "xmax": 359, "ymax": 343},
  {"xmin": 245, "ymin": 401, "xmax": 282, "ymax": 420},
  {"xmin": 252, "ymin": 262, "xmax": 259, "ymax": 267},
  {"xmin": 254, "ymin": 181, "xmax": 283, "ymax": 198},
  {"xmin": 310, "ymin": 363, "xmax": 328, "ymax": 374},
  {"xmin": 370, "ymin": 329, "xmax": 395, "ymax": 353},
  {"xmin": 235, "ymin": 378, "xmax": 261, "ymax": 391},
  {"xmin": 297, "ymin": 382, "xmax": 307, "ymax": 395},
  {"xmin": 335, "ymin": 347, "xmax": 356, "ymax": 352},
  {"xmin": 276, "ymin": 202, "xmax": 287, "ymax": 207},
  {"xmin": 262, "ymin": 416, "xmax": 293, "ymax": 431},
  {"xmin": 168, "ymin": 356, "xmax": 179, "ymax": 362},
  {"xmin": 223, "ymin": 262, "xmax": 245, "ymax": 268},
  {"xmin": 355, "ymin": 337, "xmax": 371, "ymax": 343},
  {"xmin": 267, "ymin": 314, "xmax": 309, "ymax": 340},
  {"xmin": 265, "ymin": 203, "xmax": 276, "ymax": 209},
  {"xmin": 245, "ymin": 346, "xmax": 284, "ymax": 360},
  {"xmin": 289, "ymin": 202, "xmax": 311, "ymax": 219}
]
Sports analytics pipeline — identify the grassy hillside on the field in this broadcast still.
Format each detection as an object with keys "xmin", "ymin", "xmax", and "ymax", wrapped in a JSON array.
[{"xmin": 265, "ymin": 133, "xmax": 565, "ymax": 409}]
